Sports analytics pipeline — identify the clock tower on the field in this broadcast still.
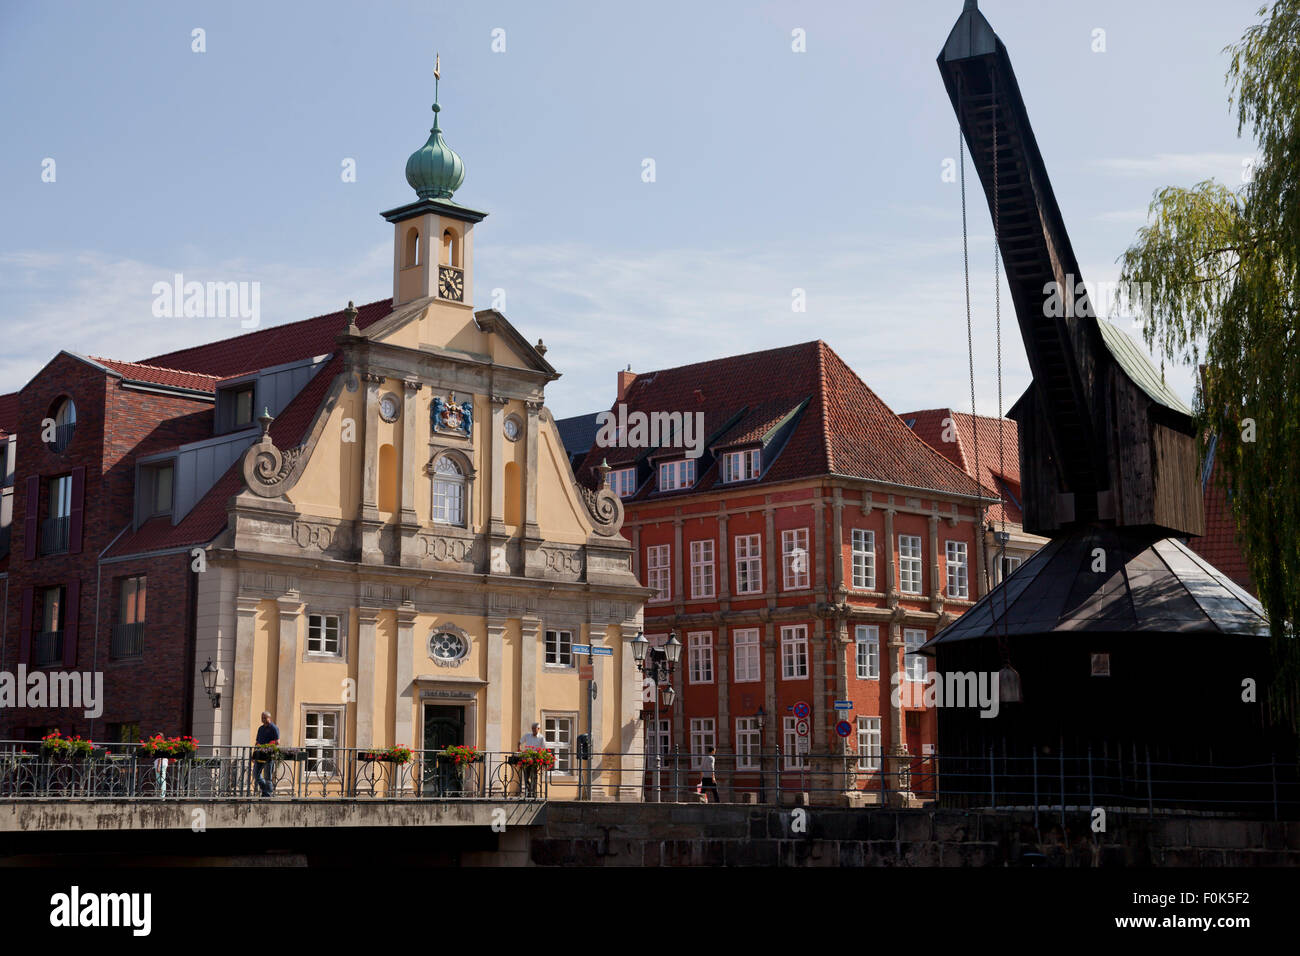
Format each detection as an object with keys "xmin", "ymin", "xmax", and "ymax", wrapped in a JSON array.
[{"xmin": 383, "ymin": 56, "xmax": 486, "ymax": 310}]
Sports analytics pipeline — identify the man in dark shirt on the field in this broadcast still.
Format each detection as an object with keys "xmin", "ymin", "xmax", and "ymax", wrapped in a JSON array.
[{"xmin": 253, "ymin": 711, "xmax": 279, "ymax": 797}]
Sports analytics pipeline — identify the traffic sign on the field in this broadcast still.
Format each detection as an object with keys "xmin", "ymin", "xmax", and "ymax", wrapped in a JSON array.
[
  {"xmin": 795, "ymin": 718, "xmax": 810, "ymax": 737},
  {"xmin": 835, "ymin": 720, "xmax": 853, "ymax": 738},
  {"xmin": 795, "ymin": 736, "xmax": 810, "ymax": 755},
  {"xmin": 833, "ymin": 699, "xmax": 853, "ymax": 711},
  {"xmin": 792, "ymin": 701, "xmax": 810, "ymax": 719},
  {"xmin": 591, "ymin": 646, "xmax": 614, "ymax": 657},
  {"xmin": 572, "ymin": 644, "xmax": 592, "ymax": 655}
]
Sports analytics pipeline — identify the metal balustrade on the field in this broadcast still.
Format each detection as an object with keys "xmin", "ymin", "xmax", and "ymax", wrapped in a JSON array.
[
  {"xmin": 31, "ymin": 631, "xmax": 63, "ymax": 667},
  {"xmin": 110, "ymin": 622, "xmax": 145, "ymax": 659},
  {"xmin": 38, "ymin": 515, "xmax": 70, "ymax": 555}
]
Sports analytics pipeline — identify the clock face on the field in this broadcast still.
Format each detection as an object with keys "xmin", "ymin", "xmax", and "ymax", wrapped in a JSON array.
[
  {"xmin": 504, "ymin": 417, "xmax": 520, "ymax": 441},
  {"xmin": 438, "ymin": 266, "xmax": 464, "ymax": 302},
  {"xmin": 379, "ymin": 396, "xmax": 398, "ymax": 422}
]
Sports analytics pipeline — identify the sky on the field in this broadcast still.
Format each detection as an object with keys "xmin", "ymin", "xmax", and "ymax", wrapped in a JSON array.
[{"xmin": 0, "ymin": 0, "xmax": 1264, "ymax": 420}]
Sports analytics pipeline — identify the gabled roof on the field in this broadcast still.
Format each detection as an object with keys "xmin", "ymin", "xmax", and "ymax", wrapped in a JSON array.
[
  {"xmin": 902, "ymin": 408, "xmax": 1023, "ymax": 526},
  {"xmin": 137, "ymin": 299, "xmax": 393, "ymax": 377},
  {"xmin": 575, "ymin": 340, "xmax": 994, "ymax": 501},
  {"xmin": 555, "ymin": 412, "xmax": 602, "ymax": 461}
]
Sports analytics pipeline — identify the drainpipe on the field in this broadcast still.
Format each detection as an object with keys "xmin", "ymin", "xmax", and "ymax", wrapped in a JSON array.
[{"xmin": 90, "ymin": 524, "xmax": 130, "ymax": 739}]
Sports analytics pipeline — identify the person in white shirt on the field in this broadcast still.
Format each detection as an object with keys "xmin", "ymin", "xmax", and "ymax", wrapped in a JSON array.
[{"xmin": 700, "ymin": 746, "xmax": 720, "ymax": 803}]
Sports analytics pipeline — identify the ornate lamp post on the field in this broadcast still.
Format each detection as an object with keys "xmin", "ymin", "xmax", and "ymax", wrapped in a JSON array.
[
  {"xmin": 633, "ymin": 630, "xmax": 681, "ymax": 802},
  {"xmin": 200, "ymin": 658, "xmax": 221, "ymax": 709}
]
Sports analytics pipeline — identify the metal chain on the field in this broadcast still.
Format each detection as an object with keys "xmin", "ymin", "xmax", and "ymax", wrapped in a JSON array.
[{"xmin": 959, "ymin": 94, "xmax": 985, "ymax": 581}]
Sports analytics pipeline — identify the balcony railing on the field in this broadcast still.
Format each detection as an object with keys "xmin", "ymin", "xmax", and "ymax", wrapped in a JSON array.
[
  {"xmin": 50, "ymin": 422, "xmax": 76, "ymax": 453},
  {"xmin": 111, "ymin": 622, "xmax": 145, "ymax": 659},
  {"xmin": 32, "ymin": 630, "xmax": 63, "ymax": 667},
  {"xmin": 39, "ymin": 515, "xmax": 70, "ymax": 555}
]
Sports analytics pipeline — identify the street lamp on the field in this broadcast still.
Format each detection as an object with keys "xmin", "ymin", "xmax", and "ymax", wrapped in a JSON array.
[
  {"xmin": 200, "ymin": 658, "xmax": 221, "ymax": 709},
  {"xmin": 633, "ymin": 629, "xmax": 680, "ymax": 802}
]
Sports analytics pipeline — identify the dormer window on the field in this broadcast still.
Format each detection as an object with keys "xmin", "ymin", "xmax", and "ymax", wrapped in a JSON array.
[
  {"xmin": 232, "ymin": 387, "xmax": 254, "ymax": 428},
  {"xmin": 143, "ymin": 462, "xmax": 174, "ymax": 517},
  {"xmin": 608, "ymin": 468, "xmax": 636, "ymax": 498},
  {"xmin": 722, "ymin": 449, "xmax": 760, "ymax": 483},
  {"xmin": 658, "ymin": 459, "xmax": 696, "ymax": 492}
]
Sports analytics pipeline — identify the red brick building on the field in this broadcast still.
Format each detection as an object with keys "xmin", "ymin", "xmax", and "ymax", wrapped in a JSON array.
[
  {"xmin": 570, "ymin": 341, "xmax": 999, "ymax": 801},
  {"xmin": 0, "ymin": 302, "xmax": 394, "ymax": 744}
]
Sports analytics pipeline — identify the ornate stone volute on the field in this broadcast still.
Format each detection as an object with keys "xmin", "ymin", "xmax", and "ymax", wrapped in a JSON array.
[
  {"xmin": 241, "ymin": 409, "xmax": 307, "ymax": 497},
  {"xmin": 579, "ymin": 482, "xmax": 624, "ymax": 537}
]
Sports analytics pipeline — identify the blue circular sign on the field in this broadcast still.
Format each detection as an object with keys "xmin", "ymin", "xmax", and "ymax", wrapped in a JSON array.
[
  {"xmin": 793, "ymin": 701, "xmax": 810, "ymax": 719},
  {"xmin": 835, "ymin": 720, "xmax": 853, "ymax": 738}
]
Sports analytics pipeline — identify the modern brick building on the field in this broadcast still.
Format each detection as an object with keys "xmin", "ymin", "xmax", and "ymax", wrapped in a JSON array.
[{"xmin": 568, "ymin": 343, "xmax": 1000, "ymax": 802}]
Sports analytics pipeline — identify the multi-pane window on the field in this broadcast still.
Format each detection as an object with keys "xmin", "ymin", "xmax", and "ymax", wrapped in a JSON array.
[
  {"xmin": 857, "ymin": 717, "xmax": 882, "ymax": 771},
  {"xmin": 899, "ymin": 534, "xmax": 923, "ymax": 594},
  {"xmin": 645, "ymin": 719, "xmax": 671, "ymax": 761},
  {"xmin": 781, "ymin": 528, "xmax": 810, "ymax": 590},
  {"xmin": 722, "ymin": 449, "xmax": 761, "ymax": 483},
  {"xmin": 658, "ymin": 459, "xmax": 696, "ymax": 492},
  {"xmin": 904, "ymin": 628, "xmax": 928, "ymax": 683},
  {"xmin": 544, "ymin": 715, "xmax": 574, "ymax": 772},
  {"xmin": 608, "ymin": 467, "xmax": 637, "ymax": 498},
  {"xmin": 689, "ymin": 539, "xmax": 715, "ymax": 599},
  {"xmin": 851, "ymin": 529, "xmax": 876, "ymax": 590},
  {"xmin": 689, "ymin": 718, "xmax": 716, "ymax": 770},
  {"xmin": 780, "ymin": 625, "xmax": 808, "ymax": 679},
  {"xmin": 735, "ymin": 717, "xmax": 761, "ymax": 770},
  {"xmin": 783, "ymin": 716, "xmax": 807, "ymax": 769},
  {"xmin": 112, "ymin": 575, "xmax": 146, "ymax": 659},
  {"xmin": 946, "ymin": 541, "xmax": 969, "ymax": 599},
  {"xmin": 308, "ymin": 613, "xmax": 341, "ymax": 655},
  {"xmin": 545, "ymin": 629, "xmax": 574, "ymax": 666},
  {"xmin": 303, "ymin": 710, "xmax": 339, "ymax": 774},
  {"xmin": 735, "ymin": 534, "xmax": 762, "ymax": 594},
  {"xmin": 1001, "ymin": 555, "xmax": 1023, "ymax": 581},
  {"xmin": 688, "ymin": 631, "xmax": 714, "ymax": 684},
  {"xmin": 733, "ymin": 628, "xmax": 760, "ymax": 683},
  {"xmin": 646, "ymin": 544, "xmax": 671, "ymax": 602},
  {"xmin": 855, "ymin": 625, "xmax": 879, "ymax": 680},
  {"xmin": 431, "ymin": 456, "xmax": 466, "ymax": 525}
]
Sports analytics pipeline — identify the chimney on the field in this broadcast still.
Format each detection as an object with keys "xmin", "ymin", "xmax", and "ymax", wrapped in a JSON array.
[{"xmin": 617, "ymin": 367, "xmax": 637, "ymax": 401}]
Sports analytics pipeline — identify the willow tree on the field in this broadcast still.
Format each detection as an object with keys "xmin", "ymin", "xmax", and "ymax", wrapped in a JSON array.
[{"xmin": 1118, "ymin": 0, "xmax": 1300, "ymax": 731}]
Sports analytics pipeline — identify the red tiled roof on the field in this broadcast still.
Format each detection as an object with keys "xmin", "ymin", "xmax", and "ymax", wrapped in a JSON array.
[
  {"xmin": 577, "ymin": 341, "xmax": 990, "ymax": 500},
  {"xmin": 89, "ymin": 357, "xmax": 223, "ymax": 394},
  {"xmin": 1189, "ymin": 447, "xmax": 1255, "ymax": 594},
  {"xmin": 136, "ymin": 299, "xmax": 393, "ymax": 377},
  {"xmin": 902, "ymin": 408, "xmax": 1023, "ymax": 526},
  {"xmin": 105, "ymin": 353, "xmax": 343, "ymax": 557}
]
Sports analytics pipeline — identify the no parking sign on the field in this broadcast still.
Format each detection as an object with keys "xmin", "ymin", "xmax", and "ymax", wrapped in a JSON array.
[{"xmin": 835, "ymin": 720, "xmax": 853, "ymax": 738}]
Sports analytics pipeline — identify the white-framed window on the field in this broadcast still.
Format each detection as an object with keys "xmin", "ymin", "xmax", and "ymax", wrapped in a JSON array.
[
  {"xmin": 946, "ymin": 540, "xmax": 969, "ymax": 599},
  {"xmin": 735, "ymin": 717, "xmax": 761, "ymax": 770},
  {"xmin": 688, "ymin": 631, "xmax": 714, "ymax": 684},
  {"xmin": 903, "ymin": 628, "xmax": 928, "ymax": 683},
  {"xmin": 899, "ymin": 534, "xmax": 923, "ymax": 594},
  {"xmin": 857, "ymin": 716, "xmax": 881, "ymax": 771},
  {"xmin": 781, "ymin": 527, "xmax": 810, "ymax": 590},
  {"xmin": 646, "ymin": 718, "xmax": 671, "ymax": 760},
  {"xmin": 855, "ymin": 624, "xmax": 879, "ymax": 680},
  {"xmin": 689, "ymin": 718, "xmax": 716, "ymax": 770},
  {"xmin": 658, "ymin": 458, "xmax": 696, "ymax": 492},
  {"xmin": 646, "ymin": 544, "xmax": 671, "ymax": 602},
  {"xmin": 722, "ymin": 448, "xmax": 761, "ymax": 483},
  {"xmin": 303, "ymin": 709, "xmax": 340, "ymax": 774},
  {"xmin": 783, "ymin": 716, "xmax": 807, "ymax": 769},
  {"xmin": 735, "ymin": 534, "xmax": 762, "ymax": 594},
  {"xmin": 780, "ymin": 624, "xmax": 808, "ymax": 680},
  {"xmin": 544, "ymin": 714, "xmax": 575, "ymax": 772},
  {"xmin": 545, "ymin": 628, "xmax": 573, "ymax": 667},
  {"xmin": 307, "ymin": 613, "xmax": 341, "ymax": 656},
  {"xmin": 689, "ymin": 539, "xmax": 715, "ymax": 599},
  {"xmin": 431, "ymin": 456, "xmax": 466, "ymax": 526},
  {"xmin": 608, "ymin": 467, "xmax": 637, "ymax": 498},
  {"xmin": 1000, "ymin": 554, "xmax": 1023, "ymax": 581},
  {"xmin": 851, "ymin": 528, "xmax": 876, "ymax": 590},
  {"xmin": 733, "ymin": 627, "xmax": 760, "ymax": 683}
]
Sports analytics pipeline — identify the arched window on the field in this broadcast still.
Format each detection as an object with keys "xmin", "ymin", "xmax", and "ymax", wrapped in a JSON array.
[
  {"xmin": 404, "ymin": 227, "xmax": 421, "ymax": 268},
  {"xmin": 441, "ymin": 229, "xmax": 459, "ymax": 267},
  {"xmin": 431, "ymin": 455, "xmax": 466, "ymax": 525},
  {"xmin": 50, "ymin": 397, "xmax": 77, "ymax": 453}
]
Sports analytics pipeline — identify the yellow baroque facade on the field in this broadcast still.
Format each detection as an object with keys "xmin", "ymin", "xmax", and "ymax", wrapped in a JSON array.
[{"xmin": 189, "ymin": 95, "xmax": 648, "ymax": 797}]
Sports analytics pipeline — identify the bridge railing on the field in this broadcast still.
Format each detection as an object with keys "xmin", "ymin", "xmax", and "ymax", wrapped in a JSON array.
[{"xmin": 0, "ymin": 743, "xmax": 549, "ymax": 801}]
